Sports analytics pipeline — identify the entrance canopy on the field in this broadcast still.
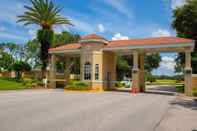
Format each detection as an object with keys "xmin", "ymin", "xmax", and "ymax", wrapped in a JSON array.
[
  {"xmin": 49, "ymin": 34, "xmax": 194, "ymax": 54},
  {"xmin": 48, "ymin": 34, "xmax": 195, "ymax": 96}
]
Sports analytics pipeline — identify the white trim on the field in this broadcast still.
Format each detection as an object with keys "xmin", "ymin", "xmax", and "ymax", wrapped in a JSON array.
[
  {"xmin": 103, "ymin": 43, "xmax": 194, "ymax": 51},
  {"xmin": 192, "ymin": 74, "xmax": 197, "ymax": 77},
  {"xmin": 79, "ymin": 39, "xmax": 108, "ymax": 44},
  {"xmin": 49, "ymin": 49, "xmax": 81, "ymax": 54},
  {"xmin": 91, "ymin": 80, "xmax": 117, "ymax": 83}
]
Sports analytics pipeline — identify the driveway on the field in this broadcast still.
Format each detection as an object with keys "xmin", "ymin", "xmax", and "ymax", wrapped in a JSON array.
[{"xmin": 0, "ymin": 87, "xmax": 196, "ymax": 131}]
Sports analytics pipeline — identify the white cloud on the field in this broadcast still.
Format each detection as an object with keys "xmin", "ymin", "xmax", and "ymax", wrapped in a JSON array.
[
  {"xmin": 162, "ymin": 56, "xmax": 174, "ymax": 62},
  {"xmin": 97, "ymin": 24, "xmax": 105, "ymax": 33},
  {"xmin": 0, "ymin": 24, "xmax": 26, "ymax": 41},
  {"xmin": 54, "ymin": 25, "xmax": 70, "ymax": 34},
  {"xmin": 160, "ymin": 56, "xmax": 176, "ymax": 70},
  {"xmin": 151, "ymin": 29, "xmax": 171, "ymax": 37},
  {"xmin": 152, "ymin": 54, "xmax": 177, "ymax": 76},
  {"xmin": 71, "ymin": 18, "xmax": 94, "ymax": 33},
  {"xmin": 0, "ymin": 2, "xmax": 25, "ymax": 25},
  {"xmin": 28, "ymin": 29, "xmax": 37, "ymax": 39},
  {"xmin": 112, "ymin": 33, "xmax": 129, "ymax": 40},
  {"xmin": 0, "ymin": 32, "xmax": 27, "ymax": 41},
  {"xmin": 103, "ymin": 0, "xmax": 132, "ymax": 18},
  {"xmin": 163, "ymin": 0, "xmax": 186, "ymax": 9},
  {"xmin": 171, "ymin": 0, "xmax": 185, "ymax": 9}
]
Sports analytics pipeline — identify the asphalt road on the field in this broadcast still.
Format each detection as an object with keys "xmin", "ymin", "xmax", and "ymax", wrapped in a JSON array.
[{"xmin": 0, "ymin": 89, "xmax": 176, "ymax": 131}]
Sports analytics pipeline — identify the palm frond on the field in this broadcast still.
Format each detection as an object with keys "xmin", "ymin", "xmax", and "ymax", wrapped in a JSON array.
[{"xmin": 17, "ymin": 0, "xmax": 72, "ymax": 28}]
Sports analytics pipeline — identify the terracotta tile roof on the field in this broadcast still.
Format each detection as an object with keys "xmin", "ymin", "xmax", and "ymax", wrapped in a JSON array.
[
  {"xmin": 106, "ymin": 37, "xmax": 194, "ymax": 48},
  {"xmin": 49, "ymin": 36, "xmax": 194, "ymax": 52},
  {"xmin": 49, "ymin": 43, "xmax": 81, "ymax": 52},
  {"xmin": 81, "ymin": 34, "xmax": 106, "ymax": 40}
]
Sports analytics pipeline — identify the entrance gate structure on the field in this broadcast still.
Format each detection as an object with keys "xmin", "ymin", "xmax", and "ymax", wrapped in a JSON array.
[{"xmin": 49, "ymin": 34, "xmax": 195, "ymax": 96}]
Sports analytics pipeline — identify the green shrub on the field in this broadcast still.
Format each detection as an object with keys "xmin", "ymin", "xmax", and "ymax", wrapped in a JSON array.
[
  {"xmin": 193, "ymin": 88, "xmax": 197, "ymax": 97},
  {"xmin": 146, "ymin": 73, "xmax": 156, "ymax": 83},
  {"xmin": 115, "ymin": 81, "xmax": 124, "ymax": 88},
  {"xmin": 9, "ymin": 61, "xmax": 31, "ymax": 79},
  {"xmin": 0, "ymin": 77, "xmax": 23, "ymax": 82},
  {"xmin": 66, "ymin": 81, "xmax": 91, "ymax": 90},
  {"xmin": 147, "ymin": 76, "xmax": 156, "ymax": 83},
  {"xmin": 176, "ymin": 85, "xmax": 184, "ymax": 93}
]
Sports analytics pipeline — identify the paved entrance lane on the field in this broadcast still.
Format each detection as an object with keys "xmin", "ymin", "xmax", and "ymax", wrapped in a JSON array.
[{"xmin": 0, "ymin": 89, "xmax": 175, "ymax": 131}]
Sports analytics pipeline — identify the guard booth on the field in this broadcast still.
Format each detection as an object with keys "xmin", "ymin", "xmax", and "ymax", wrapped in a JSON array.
[{"xmin": 49, "ymin": 34, "xmax": 195, "ymax": 96}]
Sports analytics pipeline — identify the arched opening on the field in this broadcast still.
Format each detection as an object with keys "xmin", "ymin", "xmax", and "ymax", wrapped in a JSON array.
[{"xmin": 147, "ymin": 52, "xmax": 181, "ymax": 95}]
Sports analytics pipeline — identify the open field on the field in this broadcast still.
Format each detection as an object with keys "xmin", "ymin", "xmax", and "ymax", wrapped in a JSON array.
[{"xmin": 146, "ymin": 79, "xmax": 183, "ymax": 85}]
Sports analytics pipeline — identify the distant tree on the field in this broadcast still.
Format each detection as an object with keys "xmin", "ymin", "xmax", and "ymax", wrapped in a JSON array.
[
  {"xmin": 3, "ymin": 43, "xmax": 21, "ymax": 60},
  {"xmin": 53, "ymin": 31, "xmax": 80, "ymax": 47},
  {"xmin": 9, "ymin": 61, "xmax": 31, "ymax": 79},
  {"xmin": 172, "ymin": 0, "xmax": 197, "ymax": 73},
  {"xmin": 145, "ymin": 53, "xmax": 161, "ymax": 72},
  {"xmin": 0, "ymin": 52, "xmax": 14, "ymax": 71},
  {"xmin": 145, "ymin": 71, "xmax": 156, "ymax": 83},
  {"xmin": 116, "ymin": 53, "xmax": 161, "ymax": 80},
  {"xmin": 17, "ymin": 0, "xmax": 72, "ymax": 77},
  {"xmin": 116, "ymin": 55, "xmax": 131, "ymax": 80},
  {"xmin": 24, "ymin": 39, "xmax": 41, "ymax": 68}
]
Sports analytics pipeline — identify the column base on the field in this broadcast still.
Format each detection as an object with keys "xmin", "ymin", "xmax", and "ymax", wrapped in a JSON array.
[
  {"xmin": 132, "ymin": 68, "xmax": 140, "ymax": 93},
  {"xmin": 184, "ymin": 68, "xmax": 192, "ymax": 96},
  {"xmin": 49, "ymin": 80, "xmax": 56, "ymax": 88}
]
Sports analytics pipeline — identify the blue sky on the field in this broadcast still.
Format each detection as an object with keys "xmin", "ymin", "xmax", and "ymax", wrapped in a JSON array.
[{"xmin": 0, "ymin": 0, "xmax": 186, "ymax": 76}]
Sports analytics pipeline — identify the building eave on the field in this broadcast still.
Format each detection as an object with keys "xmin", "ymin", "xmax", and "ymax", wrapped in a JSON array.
[
  {"xmin": 49, "ymin": 49, "xmax": 81, "ymax": 54},
  {"xmin": 103, "ymin": 42, "xmax": 195, "ymax": 52}
]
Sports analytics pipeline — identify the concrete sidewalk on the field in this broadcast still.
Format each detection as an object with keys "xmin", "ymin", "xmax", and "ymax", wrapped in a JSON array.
[{"xmin": 156, "ymin": 95, "xmax": 197, "ymax": 131}]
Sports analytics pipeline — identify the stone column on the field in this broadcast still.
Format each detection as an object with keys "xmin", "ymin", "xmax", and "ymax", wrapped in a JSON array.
[
  {"xmin": 49, "ymin": 54, "xmax": 56, "ymax": 88},
  {"xmin": 80, "ymin": 52, "xmax": 84, "ymax": 81},
  {"xmin": 132, "ymin": 51, "xmax": 140, "ymax": 92},
  {"xmin": 65, "ymin": 56, "xmax": 70, "ymax": 85},
  {"xmin": 139, "ymin": 53, "xmax": 145, "ymax": 92},
  {"xmin": 184, "ymin": 51, "xmax": 192, "ymax": 96}
]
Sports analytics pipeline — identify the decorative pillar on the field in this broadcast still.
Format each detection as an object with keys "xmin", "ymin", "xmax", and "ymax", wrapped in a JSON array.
[
  {"xmin": 139, "ymin": 53, "xmax": 145, "ymax": 92},
  {"xmin": 49, "ymin": 54, "xmax": 56, "ymax": 88},
  {"xmin": 80, "ymin": 52, "xmax": 84, "ymax": 81},
  {"xmin": 184, "ymin": 51, "xmax": 192, "ymax": 96},
  {"xmin": 65, "ymin": 56, "xmax": 70, "ymax": 85},
  {"xmin": 132, "ymin": 51, "xmax": 140, "ymax": 93}
]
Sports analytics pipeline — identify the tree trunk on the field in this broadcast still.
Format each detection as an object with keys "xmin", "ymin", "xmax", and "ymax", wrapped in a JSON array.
[{"xmin": 37, "ymin": 28, "xmax": 54, "ymax": 79}]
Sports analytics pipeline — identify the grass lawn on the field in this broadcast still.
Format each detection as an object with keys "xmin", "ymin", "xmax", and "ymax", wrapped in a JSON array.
[
  {"xmin": 176, "ymin": 84, "xmax": 184, "ymax": 93},
  {"xmin": 146, "ymin": 79, "xmax": 183, "ymax": 85},
  {"xmin": 0, "ymin": 78, "xmax": 31, "ymax": 90}
]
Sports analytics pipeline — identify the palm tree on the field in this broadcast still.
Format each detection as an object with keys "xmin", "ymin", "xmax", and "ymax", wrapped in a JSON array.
[{"xmin": 17, "ymin": 0, "xmax": 72, "ymax": 77}]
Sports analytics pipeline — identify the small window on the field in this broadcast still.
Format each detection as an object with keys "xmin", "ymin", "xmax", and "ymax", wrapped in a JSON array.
[
  {"xmin": 95, "ymin": 64, "xmax": 99, "ymax": 80},
  {"xmin": 84, "ymin": 62, "xmax": 91, "ymax": 80}
]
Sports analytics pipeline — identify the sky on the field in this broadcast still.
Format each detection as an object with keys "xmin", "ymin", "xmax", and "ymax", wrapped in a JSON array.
[{"xmin": 0, "ymin": 0, "xmax": 186, "ymax": 76}]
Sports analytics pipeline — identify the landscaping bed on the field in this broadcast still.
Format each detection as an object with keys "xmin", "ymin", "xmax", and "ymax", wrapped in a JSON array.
[{"xmin": 65, "ymin": 81, "xmax": 91, "ymax": 91}]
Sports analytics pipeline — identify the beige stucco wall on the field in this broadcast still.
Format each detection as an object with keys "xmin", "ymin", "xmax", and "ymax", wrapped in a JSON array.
[
  {"xmin": 79, "ymin": 43, "xmax": 117, "ymax": 90},
  {"xmin": 102, "ymin": 51, "xmax": 116, "ymax": 90},
  {"xmin": 192, "ymin": 74, "xmax": 197, "ymax": 89},
  {"xmin": 80, "ymin": 43, "xmax": 104, "ymax": 90}
]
